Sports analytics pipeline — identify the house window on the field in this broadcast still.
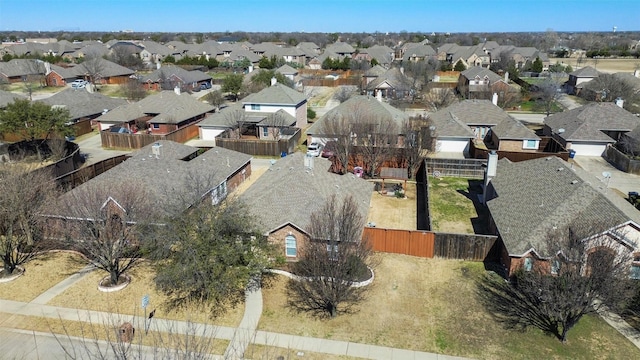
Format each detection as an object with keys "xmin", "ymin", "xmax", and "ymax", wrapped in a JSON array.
[
  {"xmin": 285, "ymin": 235, "xmax": 297, "ymax": 257},
  {"xmin": 524, "ymin": 257, "xmax": 534, "ymax": 272},
  {"xmin": 262, "ymin": 127, "xmax": 269, "ymax": 137},
  {"xmin": 631, "ymin": 265, "xmax": 640, "ymax": 280},
  {"xmin": 326, "ymin": 243, "xmax": 339, "ymax": 260},
  {"xmin": 523, "ymin": 139, "xmax": 538, "ymax": 149},
  {"xmin": 251, "ymin": 104, "xmax": 261, "ymax": 111},
  {"xmin": 551, "ymin": 259, "xmax": 561, "ymax": 275},
  {"xmin": 153, "ymin": 123, "xmax": 160, "ymax": 129}
]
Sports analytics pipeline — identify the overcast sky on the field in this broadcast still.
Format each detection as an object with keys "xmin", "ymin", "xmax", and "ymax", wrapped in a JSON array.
[{"xmin": 1, "ymin": 0, "xmax": 638, "ymax": 33}]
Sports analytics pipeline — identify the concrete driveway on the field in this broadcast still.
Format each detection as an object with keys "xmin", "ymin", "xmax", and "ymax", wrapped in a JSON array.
[
  {"xmin": 75, "ymin": 132, "xmax": 131, "ymax": 165},
  {"xmin": 572, "ymin": 156, "xmax": 640, "ymax": 196}
]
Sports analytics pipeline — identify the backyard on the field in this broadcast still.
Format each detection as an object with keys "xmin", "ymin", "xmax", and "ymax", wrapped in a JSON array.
[
  {"xmin": 259, "ymin": 253, "xmax": 640, "ymax": 359},
  {"xmin": 366, "ymin": 181, "xmax": 417, "ymax": 230},
  {"xmin": 428, "ymin": 176, "xmax": 488, "ymax": 234}
]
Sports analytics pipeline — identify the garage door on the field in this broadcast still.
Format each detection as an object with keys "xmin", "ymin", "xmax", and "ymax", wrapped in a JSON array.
[
  {"xmin": 437, "ymin": 140, "xmax": 469, "ymax": 154},
  {"xmin": 569, "ymin": 143, "xmax": 607, "ymax": 157},
  {"xmin": 200, "ymin": 128, "xmax": 225, "ymax": 141}
]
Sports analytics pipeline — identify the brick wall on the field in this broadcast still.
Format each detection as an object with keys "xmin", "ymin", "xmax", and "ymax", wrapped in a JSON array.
[{"xmin": 268, "ymin": 225, "xmax": 309, "ymax": 262}]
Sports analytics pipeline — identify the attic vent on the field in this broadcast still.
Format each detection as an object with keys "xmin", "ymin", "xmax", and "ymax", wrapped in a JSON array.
[{"xmin": 571, "ymin": 180, "xmax": 579, "ymax": 185}]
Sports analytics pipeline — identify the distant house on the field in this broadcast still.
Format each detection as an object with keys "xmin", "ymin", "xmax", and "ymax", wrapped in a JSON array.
[
  {"xmin": 484, "ymin": 156, "xmax": 640, "ymax": 277},
  {"xmin": 239, "ymin": 153, "xmax": 373, "ymax": 261},
  {"xmin": 198, "ymin": 82, "xmax": 307, "ymax": 142},
  {"xmin": 275, "ymin": 64, "xmax": 299, "ymax": 82},
  {"xmin": 352, "ymin": 45, "xmax": 394, "ymax": 67},
  {"xmin": 428, "ymin": 100, "xmax": 540, "ymax": 157},
  {"xmin": 364, "ymin": 67, "xmax": 413, "ymax": 100},
  {"xmin": 95, "ymin": 89, "xmax": 214, "ymax": 134},
  {"xmin": 543, "ymin": 102, "xmax": 640, "ymax": 156},
  {"xmin": 139, "ymin": 65, "xmax": 212, "ymax": 91},
  {"xmin": 39, "ymin": 88, "xmax": 126, "ymax": 125},
  {"xmin": 0, "ymin": 59, "xmax": 46, "ymax": 83},
  {"xmin": 0, "ymin": 90, "xmax": 25, "ymax": 108},
  {"xmin": 45, "ymin": 59, "xmax": 135, "ymax": 87},
  {"xmin": 566, "ymin": 66, "xmax": 601, "ymax": 95},
  {"xmin": 457, "ymin": 66, "xmax": 515, "ymax": 101}
]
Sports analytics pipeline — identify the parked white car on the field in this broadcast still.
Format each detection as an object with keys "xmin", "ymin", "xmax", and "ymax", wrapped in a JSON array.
[
  {"xmin": 71, "ymin": 79, "xmax": 87, "ymax": 89},
  {"xmin": 306, "ymin": 142, "xmax": 322, "ymax": 157}
]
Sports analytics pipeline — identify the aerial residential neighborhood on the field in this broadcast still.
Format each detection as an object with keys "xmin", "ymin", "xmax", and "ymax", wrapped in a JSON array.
[{"xmin": 2, "ymin": 1, "xmax": 640, "ymax": 359}]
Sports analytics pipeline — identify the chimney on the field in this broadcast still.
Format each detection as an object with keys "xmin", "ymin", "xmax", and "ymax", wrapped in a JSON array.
[
  {"xmin": 376, "ymin": 90, "xmax": 383, "ymax": 102},
  {"xmin": 156, "ymin": 61, "xmax": 161, "ymax": 70},
  {"xmin": 174, "ymin": 86, "xmax": 181, "ymax": 95},
  {"xmin": 482, "ymin": 150, "xmax": 499, "ymax": 204},
  {"xmin": 615, "ymin": 97, "xmax": 624, "ymax": 108},
  {"xmin": 492, "ymin": 92, "xmax": 498, "ymax": 106},
  {"xmin": 270, "ymin": 77, "xmax": 277, "ymax": 86},
  {"xmin": 504, "ymin": 71, "xmax": 509, "ymax": 83}
]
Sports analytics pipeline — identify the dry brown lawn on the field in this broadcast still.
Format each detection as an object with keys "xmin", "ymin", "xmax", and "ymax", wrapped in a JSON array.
[
  {"xmin": 244, "ymin": 344, "xmax": 355, "ymax": 360},
  {"xmin": 0, "ymin": 312, "xmax": 229, "ymax": 355},
  {"xmin": 549, "ymin": 57, "xmax": 640, "ymax": 74},
  {"xmin": 259, "ymin": 253, "xmax": 640, "ymax": 359},
  {"xmin": 48, "ymin": 262, "xmax": 244, "ymax": 328},
  {"xmin": 0, "ymin": 251, "xmax": 85, "ymax": 302},
  {"xmin": 366, "ymin": 182, "xmax": 417, "ymax": 230}
]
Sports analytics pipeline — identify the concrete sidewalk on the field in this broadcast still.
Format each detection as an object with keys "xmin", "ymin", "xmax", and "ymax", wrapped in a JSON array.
[
  {"xmin": 30, "ymin": 265, "xmax": 95, "ymax": 305},
  {"xmin": 0, "ymin": 298, "xmax": 468, "ymax": 359}
]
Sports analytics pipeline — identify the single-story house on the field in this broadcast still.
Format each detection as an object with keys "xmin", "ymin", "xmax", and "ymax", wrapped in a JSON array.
[
  {"xmin": 95, "ymin": 89, "xmax": 214, "ymax": 134},
  {"xmin": 39, "ymin": 88, "xmax": 127, "ymax": 124},
  {"xmin": 139, "ymin": 65, "xmax": 212, "ymax": 91},
  {"xmin": 45, "ymin": 59, "xmax": 135, "ymax": 87},
  {"xmin": 484, "ymin": 155, "xmax": 640, "ymax": 277},
  {"xmin": 0, "ymin": 59, "xmax": 46, "ymax": 83},
  {"xmin": 239, "ymin": 152, "xmax": 373, "ymax": 261},
  {"xmin": 543, "ymin": 102, "xmax": 640, "ymax": 157}
]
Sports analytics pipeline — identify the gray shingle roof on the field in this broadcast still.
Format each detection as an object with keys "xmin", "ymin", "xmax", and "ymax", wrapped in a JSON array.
[
  {"xmin": 491, "ymin": 117, "xmax": 540, "ymax": 140},
  {"xmin": 570, "ymin": 66, "xmax": 600, "ymax": 77},
  {"xmin": 366, "ymin": 67, "xmax": 412, "ymax": 91},
  {"xmin": 39, "ymin": 88, "xmax": 127, "ymax": 121},
  {"xmin": 0, "ymin": 59, "xmax": 46, "ymax": 77},
  {"xmin": 57, "ymin": 141, "xmax": 251, "ymax": 218},
  {"xmin": 276, "ymin": 64, "xmax": 298, "ymax": 75},
  {"xmin": 140, "ymin": 65, "xmax": 211, "ymax": 84},
  {"xmin": 239, "ymin": 153, "xmax": 373, "ymax": 234},
  {"xmin": 307, "ymin": 95, "xmax": 409, "ymax": 135},
  {"xmin": 0, "ymin": 90, "xmax": 25, "ymax": 108},
  {"xmin": 544, "ymin": 102, "xmax": 640, "ymax": 142},
  {"xmin": 241, "ymin": 83, "xmax": 306, "ymax": 106},
  {"xmin": 460, "ymin": 66, "xmax": 503, "ymax": 83},
  {"xmin": 487, "ymin": 156, "xmax": 639, "ymax": 256},
  {"xmin": 96, "ymin": 90, "xmax": 214, "ymax": 125},
  {"xmin": 198, "ymin": 104, "xmax": 244, "ymax": 129}
]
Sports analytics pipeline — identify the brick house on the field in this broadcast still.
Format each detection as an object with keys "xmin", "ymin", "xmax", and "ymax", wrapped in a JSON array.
[
  {"xmin": 239, "ymin": 153, "xmax": 373, "ymax": 261},
  {"xmin": 484, "ymin": 156, "xmax": 640, "ymax": 277}
]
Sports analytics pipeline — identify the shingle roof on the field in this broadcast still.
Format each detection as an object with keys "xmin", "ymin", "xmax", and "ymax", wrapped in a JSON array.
[
  {"xmin": 544, "ymin": 102, "xmax": 640, "ymax": 142},
  {"xmin": 241, "ymin": 83, "xmax": 306, "ymax": 106},
  {"xmin": 401, "ymin": 44, "xmax": 436, "ymax": 61},
  {"xmin": 460, "ymin": 66, "xmax": 503, "ymax": 83},
  {"xmin": 140, "ymin": 65, "xmax": 211, "ymax": 84},
  {"xmin": 39, "ymin": 88, "xmax": 127, "ymax": 121},
  {"xmin": 239, "ymin": 153, "xmax": 373, "ymax": 234},
  {"xmin": 364, "ymin": 65, "xmax": 388, "ymax": 77},
  {"xmin": 276, "ymin": 64, "xmax": 298, "ymax": 75},
  {"xmin": 307, "ymin": 95, "xmax": 409, "ymax": 135},
  {"xmin": 366, "ymin": 67, "xmax": 412, "ymax": 91},
  {"xmin": 487, "ymin": 156, "xmax": 639, "ymax": 256},
  {"xmin": 57, "ymin": 140, "xmax": 251, "ymax": 218},
  {"xmin": 491, "ymin": 117, "xmax": 540, "ymax": 140},
  {"xmin": 96, "ymin": 90, "xmax": 214, "ymax": 125},
  {"xmin": 570, "ymin": 66, "xmax": 600, "ymax": 77},
  {"xmin": 198, "ymin": 104, "xmax": 244, "ymax": 129},
  {"xmin": 0, "ymin": 90, "xmax": 25, "ymax": 108},
  {"xmin": 325, "ymin": 41, "xmax": 355, "ymax": 54},
  {"xmin": 0, "ymin": 59, "xmax": 46, "ymax": 77}
]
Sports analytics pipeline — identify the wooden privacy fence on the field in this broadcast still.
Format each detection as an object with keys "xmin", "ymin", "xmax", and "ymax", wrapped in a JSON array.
[
  {"xmin": 434, "ymin": 233, "xmax": 498, "ymax": 261},
  {"xmin": 100, "ymin": 122, "xmax": 200, "ymax": 149},
  {"xmin": 216, "ymin": 129, "xmax": 301, "ymax": 156},
  {"xmin": 364, "ymin": 227, "xmax": 435, "ymax": 258},
  {"xmin": 55, "ymin": 155, "xmax": 128, "ymax": 190},
  {"xmin": 364, "ymin": 227, "xmax": 498, "ymax": 261}
]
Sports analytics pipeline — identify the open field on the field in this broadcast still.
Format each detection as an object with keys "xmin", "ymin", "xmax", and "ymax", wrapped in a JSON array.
[
  {"xmin": 0, "ymin": 252, "xmax": 85, "ymax": 302},
  {"xmin": 549, "ymin": 57, "xmax": 640, "ymax": 74},
  {"xmin": 428, "ymin": 176, "xmax": 485, "ymax": 234},
  {"xmin": 47, "ymin": 262, "xmax": 244, "ymax": 328},
  {"xmin": 259, "ymin": 253, "xmax": 640, "ymax": 359},
  {"xmin": 366, "ymin": 182, "xmax": 417, "ymax": 230}
]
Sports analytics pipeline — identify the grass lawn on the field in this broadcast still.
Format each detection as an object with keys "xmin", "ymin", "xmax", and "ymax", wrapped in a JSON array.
[
  {"xmin": 428, "ymin": 176, "xmax": 485, "ymax": 234},
  {"xmin": 0, "ymin": 312, "xmax": 229, "ymax": 356},
  {"xmin": 259, "ymin": 253, "xmax": 640, "ymax": 359},
  {"xmin": 367, "ymin": 182, "xmax": 417, "ymax": 230},
  {"xmin": 518, "ymin": 100, "xmax": 563, "ymax": 113},
  {"xmin": 48, "ymin": 262, "xmax": 244, "ymax": 328},
  {"xmin": 0, "ymin": 251, "xmax": 85, "ymax": 302},
  {"xmin": 244, "ymin": 344, "xmax": 354, "ymax": 360}
]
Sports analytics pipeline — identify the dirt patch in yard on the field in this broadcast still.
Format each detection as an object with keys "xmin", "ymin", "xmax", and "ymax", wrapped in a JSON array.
[{"xmin": 366, "ymin": 182, "xmax": 417, "ymax": 230}]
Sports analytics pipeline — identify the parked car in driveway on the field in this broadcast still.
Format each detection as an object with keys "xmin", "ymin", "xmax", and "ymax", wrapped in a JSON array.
[
  {"xmin": 71, "ymin": 79, "xmax": 87, "ymax": 89},
  {"xmin": 306, "ymin": 142, "xmax": 321, "ymax": 157},
  {"xmin": 321, "ymin": 141, "xmax": 337, "ymax": 158}
]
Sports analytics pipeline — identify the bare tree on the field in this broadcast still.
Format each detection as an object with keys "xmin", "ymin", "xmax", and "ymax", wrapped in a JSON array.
[
  {"xmin": 353, "ymin": 116, "xmax": 398, "ymax": 178},
  {"xmin": 333, "ymin": 86, "xmax": 356, "ymax": 103},
  {"xmin": 0, "ymin": 165, "xmax": 57, "ymax": 275},
  {"xmin": 81, "ymin": 53, "xmax": 105, "ymax": 89},
  {"xmin": 22, "ymin": 59, "xmax": 46, "ymax": 101},
  {"xmin": 223, "ymin": 108, "xmax": 248, "ymax": 139},
  {"xmin": 580, "ymin": 73, "xmax": 640, "ymax": 112},
  {"xmin": 119, "ymin": 80, "xmax": 147, "ymax": 101},
  {"xmin": 423, "ymin": 88, "xmax": 458, "ymax": 111},
  {"xmin": 266, "ymin": 112, "xmax": 289, "ymax": 140},
  {"xmin": 320, "ymin": 112, "xmax": 353, "ymax": 174},
  {"xmin": 402, "ymin": 116, "xmax": 433, "ymax": 179},
  {"xmin": 618, "ymin": 134, "xmax": 640, "ymax": 158},
  {"xmin": 286, "ymin": 195, "xmax": 373, "ymax": 318},
  {"xmin": 478, "ymin": 224, "xmax": 638, "ymax": 343},
  {"xmin": 55, "ymin": 182, "xmax": 157, "ymax": 287},
  {"xmin": 534, "ymin": 78, "xmax": 562, "ymax": 116}
]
